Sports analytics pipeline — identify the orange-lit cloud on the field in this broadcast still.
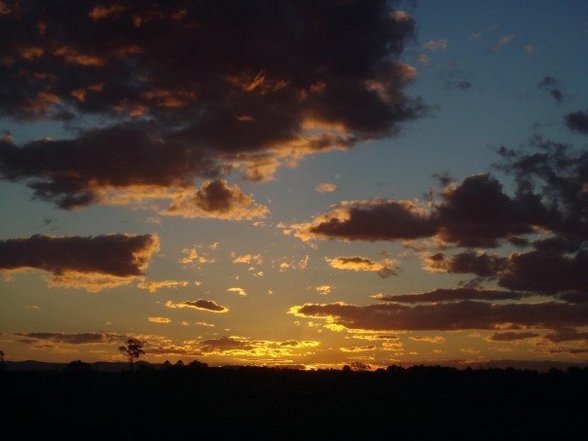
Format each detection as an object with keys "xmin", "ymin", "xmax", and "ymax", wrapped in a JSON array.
[
  {"xmin": 315, "ymin": 285, "xmax": 334, "ymax": 295},
  {"xmin": 228, "ymin": 287, "xmax": 247, "ymax": 297},
  {"xmin": 165, "ymin": 180, "xmax": 268, "ymax": 220},
  {"xmin": 0, "ymin": 1, "xmax": 423, "ymax": 208},
  {"xmin": 326, "ymin": 256, "xmax": 398, "ymax": 278},
  {"xmin": 232, "ymin": 254, "xmax": 263, "ymax": 265},
  {"xmin": 409, "ymin": 336, "xmax": 446, "ymax": 344},
  {"xmin": 315, "ymin": 182, "xmax": 337, "ymax": 193},
  {"xmin": 165, "ymin": 299, "xmax": 229, "ymax": 313},
  {"xmin": 148, "ymin": 316, "xmax": 172, "ymax": 324},
  {"xmin": 137, "ymin": 280, "xmax": 190, "ymax": 293},
  {"xmin": 179, "ymin": 247, "xmax": 215, "ymax": 266}
]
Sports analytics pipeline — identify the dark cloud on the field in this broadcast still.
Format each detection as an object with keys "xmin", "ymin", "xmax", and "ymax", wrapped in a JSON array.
[
  {"xmin": 557, "ymin": 292, "xmax": 588, "ymax": 304},
  {"xmin": 0, "ymin": 234, "xmax": 159, "ymax": 291},
  {"xmin": 292, "ymin": 199, "xmax": 437, "ymax": 242},
  {"xmin": 0, "ymin": 0, "xmax": 424, "ymax": 208},
  {"xmin": 199, "ymin": 336, "xmax": 254, "ymax": 354},
  {"xmin": 498, "ymin": 250, "xmax": 588, "ymax": 295},
  {"xmin": 424, "ymin": 248, "xmax": 588, "ymax": 299},
  {"xmin": 165, "ymin": 179, "xmax": 268, "ymax": 220},
  {"xmin": 538, "ymin": 76, "xmax": 563, "ymax": 103},
  {"xmin": 0, "ymin": 125, "xmax": 216, "ymax": 208},
  {"xmin": 489, "ymin": 332, "xmax": 541, "ymax": 342},
  {"xmin": 290, "ymin": 300, "xmax": 588, "ymax": 331},
  {"xmin": 424, "ymin": 252, "xmax": 507, "ymax": 277},
  {"xmin": 15, "ymin": 332, "xmax": 126, "ymax": 344},
  {"xmin": 378, "ymin": 287, "xmax": 527, "ymax": 303},
  {"xmin": 444, "ymin": 80, "xmax": 472, "ymax": 91},
  {"xmin": 166, "ymin": 299, "xmax": 229, "ymax": 313},
  {"xmin": 544, "ymin": 328, "xmax": 588, "ymax": 343},
  {"xmin": 564, "ymin": 110, "xmax": 588, "ymax": 135},
  {"xmin": 293, "ymin": 174, "xmax": 546, "ymax": 247},
  {"xmin": 498, "ymin": 137, "xmax": 588, "ymax": 243},
  {"xmin": 436, "ymin": 174, "xmax": 547, "ymax": 247}
]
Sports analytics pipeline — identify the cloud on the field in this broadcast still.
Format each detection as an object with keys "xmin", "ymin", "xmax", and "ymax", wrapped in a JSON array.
[
  {"xmin": 15, "ymin": 332, "xmax": 126, "ymax": 345},
  {"xmin": 538, "ymin": 76, "xmax": 563, "ymax": 103},
  {"xmin": 288, "ymin": 199, "xmax": 436, "ymax": 242},
  {"xmin": 489, "ymin": 332, "xmax": 541, "ymax": 342},
  {"xmin": 408, "ymin": 336, "xmax": 446, "ymax": 344},
  {"xmin": 197, "ymin": 335, "xmax": 319, "ymax": 357},
  {"xmin": 523, "ymin": 44, "xmax": 535, "ymax": 55},
  {"xmin": 416, "ymin": 54, "xmax": 430, "ymax": 65},
  {"xmin": 233, "ymin": 254, "xmax": 263, "ymax": 265},
  {"xmin": 544, "ymin": 328, "xmax": 588, "ymax": 343},
  {"xmin": 165, "ymin": 299, "xmax": 229, "ymax": 313},
  {"xmin": 326, "ymin": 256, "xmax": 398, "ymax": 278},
  {"xmin": 0, "ymin": 0, "xmax": 424, "ymax": 208},
  {"xmin": 491, "ymin": 34, "xmax": 515, "ymax": 52},
  {"xmin": 315, "ymin": 285, "xmax": 334, "ymax": 295},
  {"xmin": 290, "ymin": 174, "xmax": 546, "ymax": 247},
  {"xmin": 315, "ymin": 182, "xmax": 337, "ymax": 193},
  {"xmin": 227, "ymin": 287, "xmax": 247, "ymax": 297},
  {"xmin": 498, "ymin": 250, "xmax": 588, "ymax": 295},
  {"xmin": 340, "ymin": 345, "xmax": 376, "ymax": 353},
  {"xmin": 423, "ymin": 251, "xmax": 507, "ymax": 277},
  {"xmin": 564, "ymin": 110, "xmax": 588, "ymax": 134},
  {"xmin": 435, "ymin": 174, "xmax": 546, "ymax": 247},
  {"xmin": 377, "ymin": 288, "xmax": 528, "ymax": 303},
  {"xmin": 423, "ymin": 39, "xmax": 448, "ymax": 51},
  {"xmin": 0, "ymin": 234, "xmax": 159, "ymax": 291},
  {"xmin": 137, "ymin": 280, "xmax": 190, "ymax": 293},
  {"xmin": 148, "ymin": 316, "xmax": 171, "ymax": 324},
  {"xmin": 164, "ymin": 180, "xmax": 268, "ymax": 220},
  {"xmin": 289, "ymin": 300, "xmax": 588, "ymax": 332},
  {"xmin": 179, "ymin": 247, "xmax": 215, "ymax": 266},
  {"xmin": 199, "ymin": 336, "xmax": 253, "ymax": 354},
  {"xmin": 444, "ymin": 80, "xmax": 472, "ymax": 91}
]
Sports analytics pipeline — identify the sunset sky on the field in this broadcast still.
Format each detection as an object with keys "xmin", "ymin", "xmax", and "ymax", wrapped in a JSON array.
[{"xmin": 1, "ymin": 0, "xmax": 587, "ymax": 369}]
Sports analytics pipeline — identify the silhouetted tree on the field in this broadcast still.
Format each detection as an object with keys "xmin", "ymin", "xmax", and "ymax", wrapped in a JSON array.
[
  {"xmin": 188, "ymin": 360, "xmax": 208, "ymax": 370},
  {"xmin": 64, "ymin": 360, "xmax": 92, "ymax": 375},
  {"xmin": 350, "ymin": 361, "xmax": 371, "ymax": 371},
  {"xmin": 119, "ymin": 338, "xmax": 145, "ymax": 369},
  {"xmin": 0, "ymin": 350, "xmax": 5, "ymax": 371}
]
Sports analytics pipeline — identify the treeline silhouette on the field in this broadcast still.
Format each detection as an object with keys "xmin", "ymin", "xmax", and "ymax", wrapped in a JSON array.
[{"xmin": 1, "ymin": 362, "xmax": 587, "ymax": 439}]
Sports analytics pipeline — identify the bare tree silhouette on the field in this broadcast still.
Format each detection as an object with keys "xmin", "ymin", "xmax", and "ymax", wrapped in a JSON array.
[{"xmin": 118, "ymin": 338, "xmax": 145, "ymax": 370}]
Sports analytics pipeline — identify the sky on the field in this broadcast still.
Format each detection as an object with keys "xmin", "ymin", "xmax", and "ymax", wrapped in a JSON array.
[{"xmin": 1, "ymin": 0, "xmax": 588, "ymax": 369}]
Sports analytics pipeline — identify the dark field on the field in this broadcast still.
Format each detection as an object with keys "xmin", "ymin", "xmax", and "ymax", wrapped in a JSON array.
[{"xmin": 2, "ymin": 365, "xmax": 587, "ymax": 440}]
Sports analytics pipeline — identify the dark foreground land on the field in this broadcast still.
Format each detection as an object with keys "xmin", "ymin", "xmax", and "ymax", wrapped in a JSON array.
[{"xmin": 2, "ymin": 364, "xmax": 587, "ymax": 440}]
